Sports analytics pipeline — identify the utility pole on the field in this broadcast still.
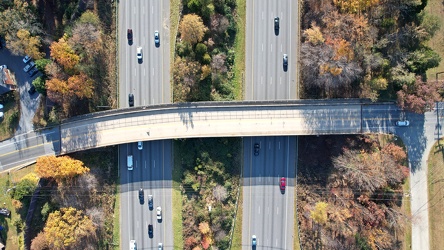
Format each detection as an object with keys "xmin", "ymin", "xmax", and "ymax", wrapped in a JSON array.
[{"xmin": 436, "ymin": 72, "xmax": 444, "ymax": 146}]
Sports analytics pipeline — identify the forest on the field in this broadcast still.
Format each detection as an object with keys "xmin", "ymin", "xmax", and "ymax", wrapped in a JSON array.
[{"xmin": 301, "ymin": 0, "xmax": 442, "ymax": 113}]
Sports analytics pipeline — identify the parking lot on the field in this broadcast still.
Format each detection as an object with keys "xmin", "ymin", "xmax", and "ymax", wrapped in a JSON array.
[{"xmin": 0, "ymin": 48, "xmax": 41, "ymax": 134}]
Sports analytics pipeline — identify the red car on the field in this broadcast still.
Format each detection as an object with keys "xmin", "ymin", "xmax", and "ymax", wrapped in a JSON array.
[{"xmin": 280, "ymin": 177, "xmax": 286, "ymax": 191}]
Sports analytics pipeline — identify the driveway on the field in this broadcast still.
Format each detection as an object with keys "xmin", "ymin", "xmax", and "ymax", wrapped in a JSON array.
[{"xmin": 0, "ymin": 49, "xmax": 41, "ymax": 135}]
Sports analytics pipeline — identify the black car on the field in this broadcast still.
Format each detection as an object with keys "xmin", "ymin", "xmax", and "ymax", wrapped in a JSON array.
[
  {"xmin": 28, "ymin": 85, "xmax": 36, "ymax": 95},
  {"xmin": 148, "ymin": 195, "xmax": 153, "ymax": 210},
  {"xmin": 139, "ymin": 188, "xmax": 144, "ymax": 204},
  {"xmin": 274, "ymin": 17, "xmax": 280, "ymax": 30},
  {"xmin": 28, "ymin": 67, "xmax": 39, "ymax": 77},
  {"xmin": 254, "ymin": 143, "xmax": 260, "ymax": 156},
  {"xmin": 0, "ymin": 208, "xmax": 11, "ymax": 217},
  {"xmin": 148, "ymin": 224, "xmax": 153, "ymax": 238},
  {"xmin": 283, "ymin": 54, "xmax": 288, "ymax": 71},
  {"xmin": 127, "ymin": 29, "xmax": 133, "ymax": 44},
  {"xmin": 128, "ymin": 93, "xmax": 134, "ymax": 107}
]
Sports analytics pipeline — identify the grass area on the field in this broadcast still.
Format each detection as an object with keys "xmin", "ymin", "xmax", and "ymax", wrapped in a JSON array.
[
  {"xmin": 172, "ymin": 140, "xmax": 183, "ymax": 249},
  {"xmin": 232, "ymin": 0, "xmax": 246, "ymax": 100},
  {"xmin": 425, "ymin": 0, "xmax": 444, "ymax": 81},
  {"xmin": 402, "ymin": 177, "xmax": 412, "ymax": 250},
  {"xmin": 0, "ymin": 165, "xmax": 37, "ymax": 249},
  {"xmin": 294, "ymin": 186, "xmax": 301, "ymax": 250},
  {"xmin": 427, "ymin": 141, "xmax": 444, "ymax": 250},
  {"xmin": 170, "ymin": 0, "xmax": 181, "ymax": 101},
  {"xmin": 231, "ymin": 187, "xmax": 243, "ymax": 250},
  {"xmin": 112, "ymin": 183, "xmax": 121, "ymax": 250},
  {"xmin": 0, "ymin": 92, "xmax": 20, "ymax": 141}
]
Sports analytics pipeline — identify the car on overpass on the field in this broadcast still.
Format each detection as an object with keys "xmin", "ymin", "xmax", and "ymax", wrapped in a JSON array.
[
  {"xmin": 280, "ymin": 177, "xmax": 286, "ymax": 193},
  {"xmin": 139, "ymin": 188, "xmax": 144, "ymax": 204}
]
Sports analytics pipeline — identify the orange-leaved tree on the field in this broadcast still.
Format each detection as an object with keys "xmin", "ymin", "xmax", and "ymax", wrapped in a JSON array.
[
  {"xmin": 36, "ymin": 156, "xmax": 89, "ymax": 184},
  {"xmin": 50, "ymin": 35, "xmax": 80, "ymax": 72}
]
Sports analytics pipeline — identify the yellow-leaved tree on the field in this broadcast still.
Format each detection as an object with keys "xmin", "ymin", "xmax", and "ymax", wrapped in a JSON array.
[
  {"xmin": 179, "ymin": 14, "xmax": 208, "ymax": 45},
  {"xmin": 310, "ymin": 201, "xmax": 328, "ymax": 225},
  {"xmin": 36, "ymin": 156, "xmax": 89, "ymax": 184},
  {"xmin": 50, "ymin": 35, "xmax": 80, "ymax": 72},
  {"xmin": 31, "ymin": 207, "xmax": 96, "ymax": 249}
]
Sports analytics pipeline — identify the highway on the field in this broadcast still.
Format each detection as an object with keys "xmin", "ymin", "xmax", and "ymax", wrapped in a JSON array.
[
  {"xmin": 118, "ymin": 0, "xmax": 170, "ymax": 107},
  {"xmin": 120, "ymin": 140, "xmax": 173, "ymax": 250},
  {"xmin": 118, "ymin": 0, "xmax": 172, "ymax": 249},
  {"xmin": 245, "ymin": 0, "xmax": 298, "ymax": 100},
  {"xmin": 242, "ymin": 136, "xmax": 296, "ymax": 250}
]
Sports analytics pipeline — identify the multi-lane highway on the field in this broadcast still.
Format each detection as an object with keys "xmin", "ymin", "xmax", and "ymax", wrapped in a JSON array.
[
  {"xmin": 245, "ymin": 0, "xmax": 298, "ymax": 100},
  {"xmin": 120, "ymin": 140, "xmax": 173, "ymax": 250},
  {"xmin": 118, "ymin": 1, "xmax": 172, "ymax": 249},
  {"xmin": 242, "ymin": 136, "xmax": 296, "ymax": 250},
  {"xmin": 118, "ymin": 0, "xmax": 170, "ymax": 106}
]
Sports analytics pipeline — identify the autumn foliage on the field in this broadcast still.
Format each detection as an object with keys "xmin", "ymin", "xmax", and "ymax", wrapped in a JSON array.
[
  {"xmin": 298, "ymin": 135, "xmax": 409, "ymax": 250},
  {"xmin": 35, "ymin": 156, "xmax": 90, "ymax": 184},
  {"xmin": 31, "ymin": 207, "xmax": 96, "ymax": 249}
]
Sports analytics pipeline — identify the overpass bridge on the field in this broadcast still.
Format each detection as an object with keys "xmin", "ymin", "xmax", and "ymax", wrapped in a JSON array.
[
  {"xmin": 0, "ymin": 99, "xmax": 401, "ymax": 170},
  {"xmin": 61, "ymin": 99, "xmax": 399, "ymax": 153}
]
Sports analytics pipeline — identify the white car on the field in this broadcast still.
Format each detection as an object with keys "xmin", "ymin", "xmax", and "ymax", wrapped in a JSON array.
[
  {"xmin": 156, "ymin": 206, "xmax": 162, "ymax": 220},
  {"xmin": 23, "ymin": 55, "xmax": 31, "ymax": 64},
  {"xmin": 130, "ymin": 240, "xmax": 137, "ymax": 250},
  {"xmin": 158, "ymin": 243, "xmax": 163, "ymax": 250},
  {"xmin": 138, "ymin": 141, "xmax": 143, "ymax": 150},
  {"xmin": 137, "ymin": 47, "xmax": 143, "ymax": 60},
  {"xmin": 396, "ymin": 120, "xmax": 409, "ymax": 126},
  {"xmin": 252, "ymin": 235, "xmax": 257, "ymax": 246}
]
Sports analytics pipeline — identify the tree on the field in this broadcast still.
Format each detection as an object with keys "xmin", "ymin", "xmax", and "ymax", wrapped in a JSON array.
[
  {"xmin": 211, "ymin": 53, "xmax": 227, "ymax": 74},
  {"xmin": 43, "ymin": 207, "xmax": 96, "ymax": 249},
  {"xmin": 32, "ymin": 76, "xmax": 46, "ymax": 94},
  {"xmin": 199, "ymin": 221, "xmax": 211, "ymax": 235},
  {"xmin": 46, "ymin": 78, "xmax": 68, "ymax": 104},
  {"xmin": 397, "ymin": 76, "xmax": 442, "ymax": 113},
  {"xmin": 35, "ymin": 156, "xmax": 90, "ymax": 184},
  {"xmin": 310, "ymin": 202, "xmax": 328, "ymax": 225},
  {"xmin": 7, "ymin": 29, "xmax": 44, "ymax": 59},
  {"xmin": 179, "ymin": 14, "xmax": 208, "ymax": 45},
  {"xmin": 50, "ymin": 36, "xmax": 80, "ymax": 72},
  {"xmin": 212, "ymin": 185, "xmax": 228, "ymax": 201},
  {"xmin": 67, "ymin": 73, "xmax": 94, "ymax": 99},
  {"xmin": 303, "ymin": 22, "xmax": 325, "ymax": 45},
  {"xmin": 10, "ymin": 179, "xmax": 36, "ymax": 201}
]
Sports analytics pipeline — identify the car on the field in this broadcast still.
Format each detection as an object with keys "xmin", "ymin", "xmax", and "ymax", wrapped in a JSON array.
[
  {"xmin": 283, "ymin": 54, "xmax": 288, "ymax": 70},
  {"xmin": 274, "ymin": 17, "xmax": 280, "ymax": 30},
  {"xmin": 138, "ymin": 141, "xmax": 143, "ymax": 150},
  {"xmin": 156, "ymin": 206, "xmax": 162, "ymax": 220},
  {"xmin": 148, "ymin": 224, "xmax": 153, "ymax": 238},
  {"xmin": 280, "ymin": 177, "xmax": 286, "ymax": 192},
  {"xmin": 28, "ymin": 85, "xmax": 36, "ymax": 95},
  {"xmin": 396, "ymin": 120, "xmax": 410, "ymax": 126},
  {"xmin": 154, "ymin": 31, "xmax": 160, "ymax": 46},
  {"xmin": 127, "ymin": 155, "xmax": 133, "ymax": 170},
  {"xmin": 130, "ymin": 240, "xmax": 137, "ymax": 250},
  {"xmin": 127, "ymin": 29, "xmax": 133, "ymax": 43},
  {"xmin": 23, "ymin": 61, "xmax": 35, "ymax": 72},
  {"xmin": 254, "ymin": 143, "xmax": 260, "ymax": 156},
  {"xmin": 128, "ymin": 93, "xmax": 134, "ymax": 107},
  {"xmin": 23, "ymin": 55, "xmax": 31, "ymax": 64},
  {"xmin": 148, "ymin": 195, "xmax": 153, "ymax": 210},
  {"xmin": 137, "ymin": 46, "xmax": 143, "ymax": 60},
  {"xmin": 0, "ymin": 208, "xmax": 10, "ymax": 217},
  {"xmin": 139, "ymin": 188, "xmax": 144, "ymax": 204},
  {"xmin": 28, "ymin": 67, "xmax": 39, "ymax": 77},
  {"xmin": 0, "ymin": 65, "xmax": 7, "ymax": 70},
  {"xmin": 252, "ymin": 235, "xmax": 257, "ymax": 246},
  {"xmin": 158, "ymin": 243, "xmax": 163, "ymax": 250}
]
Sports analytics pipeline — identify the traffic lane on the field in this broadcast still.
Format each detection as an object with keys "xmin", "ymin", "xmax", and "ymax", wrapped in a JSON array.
[
  {"xmin": 242, "ymin": 136, "xmax": 296, "ymax": 249},
  {"xmin": 0, "ymin": 129, "xmax": 60, "ymax": 171}
]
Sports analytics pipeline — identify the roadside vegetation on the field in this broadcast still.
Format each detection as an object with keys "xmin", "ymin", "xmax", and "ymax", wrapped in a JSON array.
[
  {"xmin": 297, "ymin": 135, "xmax": 410, "ymax": 249},
  {"xmin": 427, "ymin": 141, "xmax": 444, "ymax": 250},
  {"xmin": 173, "ymin": 0, "xmax": 240, "ymax": 102},
  {"xmin": 0, "ymin": 91, "xmax": 20, "ymax": 140},
  {"xmin": 425, "ymin": 0, "xmax": 444, "ymax": 81},
  {"xmin": 175, "ymin": 138, "xmax": 241, "ymax": 249},
  {"xmin": 301, "ymin": 0, "xmax": 442, "ymax": 113}
]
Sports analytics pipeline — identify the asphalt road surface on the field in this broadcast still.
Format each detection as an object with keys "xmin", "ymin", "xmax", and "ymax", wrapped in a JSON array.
[
  {"xmin": 120, "ymin": 140, "xmax": 173, "ymax": 250},
  {"xmin": 245, "ymin": 0, "xmax": 298, "ymax": 100},
  {"xmin": 118, "ymin": 0, "xmax": 172, "ymax": 249},
  {"xmin": 242, "ymin": 136, "xmax": 296, "ymax": 250},
  {"xmin": 118, "ymin": 0, "xmax": 171, "ymax": 107}
]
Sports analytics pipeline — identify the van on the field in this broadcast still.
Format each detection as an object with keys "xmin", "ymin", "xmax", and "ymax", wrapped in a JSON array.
[{"xmin": 127, "ymin": 155, "xmax": 133, "ymax": 170}]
